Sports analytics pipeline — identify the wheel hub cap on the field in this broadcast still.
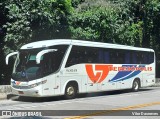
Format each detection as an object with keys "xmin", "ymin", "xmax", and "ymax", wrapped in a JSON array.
[
  {"xmin": 67, "ymin": 86, "xmax": 74, "ymax": 96},
  {"xmin": 134, "ymin": 82, "xmax": 139, "ymax": 90}
]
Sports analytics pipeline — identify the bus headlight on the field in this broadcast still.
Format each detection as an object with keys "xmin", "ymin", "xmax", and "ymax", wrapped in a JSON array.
[
  {"xmin": 29, "ymin": 84, "xmax": 37, "ymax": 88},
  {"xmin": 29, "ymin": 80, "xmax": 47, "ymax": 88}
]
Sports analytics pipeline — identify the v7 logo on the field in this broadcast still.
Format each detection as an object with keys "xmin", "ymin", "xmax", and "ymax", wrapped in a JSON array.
[{"xmin": 85, "ymin": 64, "xmax": 112, "ymax": 83}]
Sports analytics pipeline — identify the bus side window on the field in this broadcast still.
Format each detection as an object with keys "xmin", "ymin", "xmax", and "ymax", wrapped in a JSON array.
[
  {"xmin": 98, "ymin": 49, "xmax": 104, "ymax": 63},
  {"xmin": 132, "ymin": 52, "xmax": 137, "ymax": 64},
  {"xmin": 66, "ymin": 50, "xmax": 75, "ymax": 67},
  {"xmin": 125, "ymin": 51, "xmax": 130, "ymax": 64},
  {"xmin": 109, "ymin": 51, "xmax": 113, "ymax": 64},
  {"xmin": 137, "ymin": 52, "xmax": 142, "ymax": 64},
  {"xmin": 142, "ymin": 52, "xmax": 148, "ymax": 64},
  {"xmin": 104, "ymin": 50, "xmax": 109, "ymax": 64},
  {"xmin": 110, "ymin": 50, "xmax": 117, "ymax": 64},
  {"xmin": 85, "ymin": 48, "xmax": 99, "ymax": 63},
  {"xmin": 117, "ymin": 51, "xmax": 125, "ymax": 64},
  {"xmin": 149, "ymin": 52, "xmax": 154, "ymax": 64},
  {"xmin": 66, "ymin": 46, "xmax": 85, "ymax": 67}
]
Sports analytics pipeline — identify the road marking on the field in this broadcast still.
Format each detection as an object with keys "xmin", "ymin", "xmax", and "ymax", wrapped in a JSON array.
[{"xmin": 65, "ymin": 102, "xmax": 160, "ymax": 119}]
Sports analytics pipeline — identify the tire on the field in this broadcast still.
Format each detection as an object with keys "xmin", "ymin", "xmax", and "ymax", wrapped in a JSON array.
[
  {"xmin": 132, "ymin": 79, "xmax": 140, "ymax": 92},
  {"xmin": 64, "ymin": 83, "xmax": 77, "ymax": 99}
]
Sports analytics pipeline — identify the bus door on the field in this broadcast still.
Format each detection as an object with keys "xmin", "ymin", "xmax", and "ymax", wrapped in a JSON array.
[
  {"xmin": 36, "ymin": 49, "xmax": 60, "ymax": 96},
  {"xmin": 54, "ymin": 72, "xmax": 61, "ymax": 95},
  {"xmin": 41, "ymin": 73, "xmax": 60, "ymax": 96},
  {"xmin": 42, "ymin": 75, "xmax": 56, "ymax": 96}
]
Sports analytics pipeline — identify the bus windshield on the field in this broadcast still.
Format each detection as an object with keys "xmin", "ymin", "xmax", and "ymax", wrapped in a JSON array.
[{"xmin": 12, "ymin": 45, "xmax": 68, "ymax": 81}]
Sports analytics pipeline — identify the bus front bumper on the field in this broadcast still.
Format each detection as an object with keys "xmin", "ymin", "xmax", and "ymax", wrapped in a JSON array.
[{"xmin": 11, "ymin": 86, "xmax": 42, "ymax": 97}]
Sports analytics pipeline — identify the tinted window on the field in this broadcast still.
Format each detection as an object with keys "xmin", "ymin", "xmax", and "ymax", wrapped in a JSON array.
[
  {"xmin": 125, "ymin": 51, "xmax": 131, "ymax": 64},
  {"xmin": 66, "ymin": 45, "xmax": 154, "ymax": 67},
  {"xmin": 48, "ymin": 45, "xmax": 68, "ymax": 73},
  {"xmin": 149, "ymin": 52, "xmax": 154, "ymax": 64},
  {"xmin": 142, "ymin": 52, "xmax": 148, "ymax": 64},
  {"xmin": 12, "ymin": 45, "xmax": 68, "ymax": 81},
  {"xmin": 66, "ymin": 46, "xmax": 102, "ymax": 67},
  {"xmin": 131, "ymin": 51, "xmax": 154, "ymax": 64},
  {"xmin": 103, "ymin": 50, "xmax": 110, "ymax": 63},
  {"xmin": 109, "ymin": 49, "xmax": 125, "ymax": 64}
]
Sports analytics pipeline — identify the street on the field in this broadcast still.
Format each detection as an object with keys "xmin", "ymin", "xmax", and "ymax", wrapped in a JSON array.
[{"xmin": 0, "ymin": 87, "xmax": 160, "ymax": 119}]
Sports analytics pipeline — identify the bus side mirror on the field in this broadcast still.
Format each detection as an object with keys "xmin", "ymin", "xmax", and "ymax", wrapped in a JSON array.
[
  {"xmin": 36, "ymin": 49, "xmax": 57, "ymax": 64},
  {"xmin": 6, "ymin": 52, "xmax": 18, "ymax": 65}
]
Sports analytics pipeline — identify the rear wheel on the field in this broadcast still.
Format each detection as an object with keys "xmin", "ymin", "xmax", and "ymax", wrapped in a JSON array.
[
  {"xmin": 65, "ymin": 83, "xmax": 77, "ymax": 99},
  {"xmin": 132, "ymin": 79, "xmax": 140, "ymax": 92}
]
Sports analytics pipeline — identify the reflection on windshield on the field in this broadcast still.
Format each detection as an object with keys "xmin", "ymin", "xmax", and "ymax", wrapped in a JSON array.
[
  {"xmin": 12, "ymin": 48, "xmax": 43, "ymax": 81},
  {"xmin": 12, "ymin": 45, "xmax": 68, "ymax": 81}
]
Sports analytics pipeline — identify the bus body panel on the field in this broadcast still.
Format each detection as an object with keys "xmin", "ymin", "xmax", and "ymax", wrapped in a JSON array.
[
  {"xmin": 60, "ymin": 64, "xmax": 87, "ymax": 94},
  {"xmin": 7, "ymin": 39, "xmax": 156, "ymax": 97}
]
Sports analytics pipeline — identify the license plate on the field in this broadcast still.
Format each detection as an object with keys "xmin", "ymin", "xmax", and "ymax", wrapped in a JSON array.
[{"xmin": 18, "ymin": 91, "xmax": 24, "ymax": 94}]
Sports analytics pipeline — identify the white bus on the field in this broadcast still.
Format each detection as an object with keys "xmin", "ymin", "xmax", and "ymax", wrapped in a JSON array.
[{"xmin": 6, "ymin": 39, "xmax": 155, "ymax": 99}]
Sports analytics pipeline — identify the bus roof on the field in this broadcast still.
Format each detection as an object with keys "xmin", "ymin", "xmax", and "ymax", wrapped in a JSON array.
[{"xmin": 20, "ymin": 39, "xmax": 154, "ymax": 52}]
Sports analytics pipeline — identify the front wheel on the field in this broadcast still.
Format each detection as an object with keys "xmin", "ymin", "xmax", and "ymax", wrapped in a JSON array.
[
  {"xmin": 64, "ymin": 83, "xmax": 77, "ymax": 99},
  {"xmin": 132, "ymin": 80, "xmax": 140, "ymax": 92}
]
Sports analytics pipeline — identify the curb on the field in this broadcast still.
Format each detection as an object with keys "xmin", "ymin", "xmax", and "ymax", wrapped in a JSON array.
[
  {"xmin": 0, "ymin": 85, "xmax": 12, "ymax": 93},
  {"xmin": 0, "ymin": 93, "xmax": 7, "ymax": 100},
  {"xmin": 0, "ymin": 85, "xmax": 12, "ymax": 100}
]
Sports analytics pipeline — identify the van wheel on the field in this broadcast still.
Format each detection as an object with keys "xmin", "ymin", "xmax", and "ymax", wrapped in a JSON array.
[
  {"xmin": 65, "ymin": 83, "xmax": 77, "ymax": 99},
  {"xmin": 132, "ymin": 79, "xmax": 140, "ymax": 92}
]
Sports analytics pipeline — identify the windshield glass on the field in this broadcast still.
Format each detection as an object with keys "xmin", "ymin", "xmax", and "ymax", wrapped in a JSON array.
[{"xmin": 12, "ymin": 45, "xmax": 68, "ymax": 81}]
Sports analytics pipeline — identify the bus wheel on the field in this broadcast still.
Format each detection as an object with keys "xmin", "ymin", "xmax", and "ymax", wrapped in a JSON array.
[
  {"xmin": 65, "ymin": 83, "xmax": 77, "ymax": 99},
  {"xmin": 132, "ymin": 79, "xmax": 140, "ymax": 92}
]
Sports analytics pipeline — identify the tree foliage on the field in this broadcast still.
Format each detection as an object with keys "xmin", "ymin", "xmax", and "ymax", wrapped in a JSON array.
[
  {"xmin": 0, "ymin": 0, "xmax": 74, "ymax": 84},
  {"xmin": 1, "ymin": 0, "xmax": 160, "ymax": 84},
  {"xmin": 3, "ymin": 0, "xmax": 73, "ymax": 54},
  {"xmin": 69, "ymin": 0, "xmax": 143, "ymax": 46}
]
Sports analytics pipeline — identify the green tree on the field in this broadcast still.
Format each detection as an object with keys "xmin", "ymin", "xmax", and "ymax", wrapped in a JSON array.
[
  {"xmin": 0, "ymin": 0, "xmax": 8, "ymax": 84},
  {"xmin": 1, "ymin": 0, "xmax": 74, "ymax": 84},
  {"xmin": 69, "ymin": 0, "xmax": 143, "ymax": 46},
  {"xmin": 3, "ymin": 0, "xmax": 73, "ymax": 54},
  {"xmin": 145, "ymin": 0, "xmax": 160, "ymax": 50},
  {"xmin": 69, "ymin": 5, "xmax": 118, "ymax": 43}
]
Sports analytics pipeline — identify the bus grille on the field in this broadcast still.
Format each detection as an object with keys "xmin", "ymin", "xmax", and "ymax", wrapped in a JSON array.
[{"xmin": 12, "ymin": 85, "xmax": 29, "ymax": 89}]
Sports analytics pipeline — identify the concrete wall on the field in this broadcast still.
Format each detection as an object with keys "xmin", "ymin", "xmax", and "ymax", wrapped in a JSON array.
[{"xmin": 0, "ymin": 85, "xmax": 12, "ymax": 93}]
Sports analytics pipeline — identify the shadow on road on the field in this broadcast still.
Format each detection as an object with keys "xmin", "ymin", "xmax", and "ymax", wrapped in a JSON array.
[
  {"xmin": 78, "ymin": 88, "xmax": 153, "ymax": 98},
  {"xmin": 8, "ymin": 95, "xmax": 65, "ymax": 102},
  {"xmin": 7, "ymin": 88, "xmax": 154, "ymax": 102}
]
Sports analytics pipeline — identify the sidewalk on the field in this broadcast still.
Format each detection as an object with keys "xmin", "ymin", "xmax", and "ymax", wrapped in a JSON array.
[{"xmin": 0, "ymin": 79, "xmax": 160, "ymax": 100}]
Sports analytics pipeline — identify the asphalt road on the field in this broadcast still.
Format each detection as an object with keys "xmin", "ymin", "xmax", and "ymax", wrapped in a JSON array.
[{"xmin": 0, "ymin": 87, "xmax": 160, "ymax": 119}]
